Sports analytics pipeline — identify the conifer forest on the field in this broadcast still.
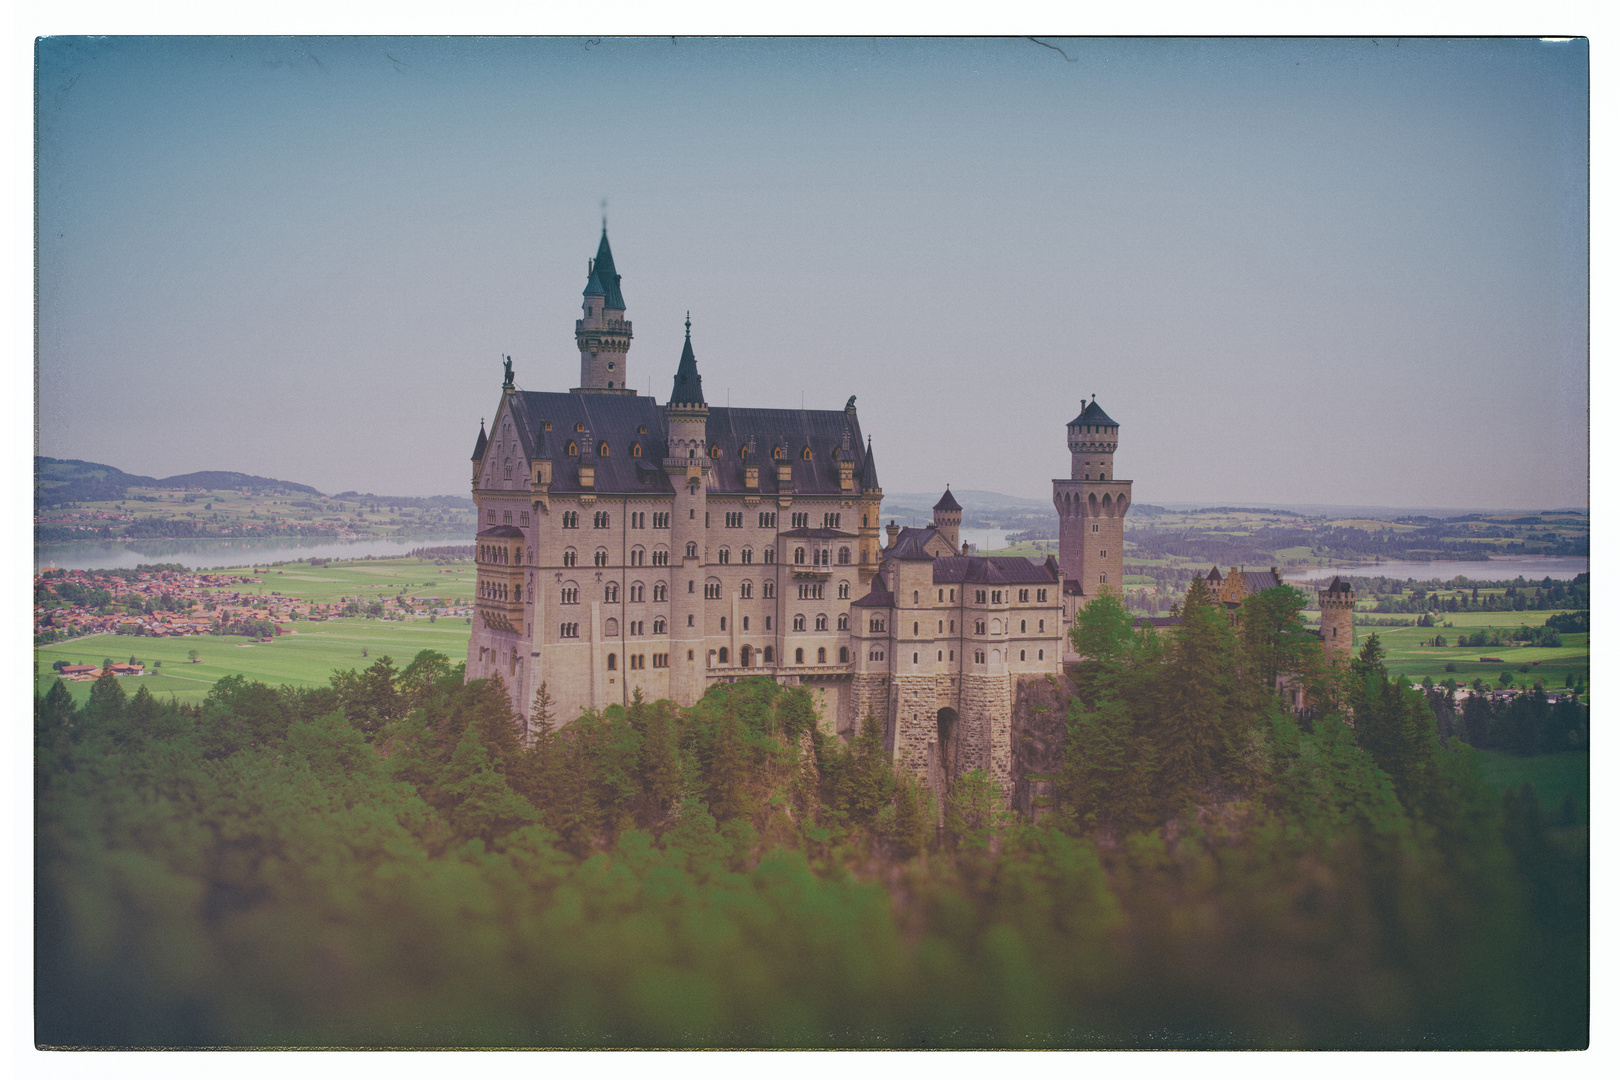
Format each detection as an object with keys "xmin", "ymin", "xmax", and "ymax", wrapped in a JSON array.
[{"xmin": 35, "ymin": 582, "xmax": 1587, "ymax": 1049}]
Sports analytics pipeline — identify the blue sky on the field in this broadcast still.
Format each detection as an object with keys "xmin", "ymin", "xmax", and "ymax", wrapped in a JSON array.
[{"xmin": 34, "ymin": 36, "xmax": 1588, "ymax": 507}]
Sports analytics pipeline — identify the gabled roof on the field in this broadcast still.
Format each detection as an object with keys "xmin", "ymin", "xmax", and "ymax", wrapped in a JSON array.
[
  {"xmin": 1204, "ymin": 565, "xmax": 1223, "ymax": 582},
  {"xmin": 1068, "ymin": 399, "xmax": 1118, "ymax": 428},
  {"xmin": 889, "ymin": 530, "xmax": 936, "ymax": 561},
  {"xmin": 583, "ymin": 228, "xmax": 626, "ymax": 309},
  {"xmin": 471, "ymin": 421, "xmax": 488, "ymax": 462},
  {"xmin": 668, "ymin": 324, "xmax": 705, "ymax": 407},
  {"xmin": 933, "ymin": 487, "xmax": 961, "ymax": 513},
  {"xmin": 1238, "ymin": 570, "xmax": 1283, "ymax": 593}
]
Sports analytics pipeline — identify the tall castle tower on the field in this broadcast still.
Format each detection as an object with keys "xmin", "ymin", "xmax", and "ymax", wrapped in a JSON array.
[
  {"xmin": 1053, "ymin": 398, "xmax": 1131, "ymax": 601},
  {"xmin": 933, "ymin": 487, "xmax": 962, "ymax": 553},
  {"xmin": 1319, "ymin": 576, "xmax": 1355, "ymax": 662},
  {"xmin": 664, "ymin": 316, "xmax": 710, "ymax": 705},
  {"xmin": 573, "ymin": 225, "xmax": 635, "ymax": 395}
]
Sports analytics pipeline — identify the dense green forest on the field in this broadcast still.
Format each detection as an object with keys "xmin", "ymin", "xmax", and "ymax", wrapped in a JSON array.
[{"xmin": 36, "ymin": 581, "xmax": 1586, "ymax": 1048}]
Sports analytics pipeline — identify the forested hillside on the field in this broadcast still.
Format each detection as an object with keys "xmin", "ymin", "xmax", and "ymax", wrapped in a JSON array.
[{"xmin": 35, "ymin": 584, "xmax": 1586, "ymax": 1048}]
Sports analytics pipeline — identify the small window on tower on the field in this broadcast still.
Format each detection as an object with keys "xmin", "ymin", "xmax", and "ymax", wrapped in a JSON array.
[
  {"xmin": 598, "ymin": 442, "xmax": 610, "ymax": 457},
  {"xmin": 575, "ymin": 422, "xmax": 585, "ymax": 432}
]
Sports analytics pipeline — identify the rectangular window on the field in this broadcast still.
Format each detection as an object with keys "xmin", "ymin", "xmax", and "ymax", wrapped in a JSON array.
[
  {"xmin": 520, "ymin": 512, "xmax": 530, "ymax": 526},
  {"xmin": 1018, "ymin": 589, "xmax": 1029, "ymax": 603},
  {"xmin": 1037, "ymin": 589, "xmax": 1047, "ymax": 603}
]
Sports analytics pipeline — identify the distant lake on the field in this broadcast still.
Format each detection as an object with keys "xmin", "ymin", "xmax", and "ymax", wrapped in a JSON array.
[
  {"xmin": 1283, "ymin": 555, "xmax": 1588, "ymax": 584},
  {"xmin": 35, "ymin": 533, "xmax": 473, "ymax": 572}
]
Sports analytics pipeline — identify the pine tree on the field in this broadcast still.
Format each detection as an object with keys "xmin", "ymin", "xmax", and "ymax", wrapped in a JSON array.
[
  {"xmin": 1154, "ymin": 574, "xmax": 1238, "ymax": 811},
  {"xmin": 705, "ymin": 711, "xmax": 750, "ymax": 822},
  {"xmin": 888, "ymin": 771, "xmax": 932, "ymax": 860}
]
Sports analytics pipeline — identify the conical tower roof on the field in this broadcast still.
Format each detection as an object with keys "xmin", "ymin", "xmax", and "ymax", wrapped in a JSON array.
[
  {"xmin": 581, "ymin": 227, "xmax": 626, "ymax": 308},
  {"xmin": 667, "ymin": 316, "xmax": 705, "ymax": 407},
  {"xmin": 471, "ymin": 420, "xmax": 487, "ymax": 461},
  {"xmin": 1068, "ymin": 399, "xmax": 1118, "ymax": 427},
  {"xmin": 933, "ymin": 486, "xmax": 961, "ymax": 513},
  {"xmin": 858, "ymin": 438, "xmax": 880, "ymax": 488}
]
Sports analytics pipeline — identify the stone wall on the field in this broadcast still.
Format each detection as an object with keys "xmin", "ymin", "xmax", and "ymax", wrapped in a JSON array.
[
  {"xmin": 1010, "ymin": 672, "xmax": 1075, "ymax": 821},
  {"xmin": 958, "ymin": 673, "xmax": 1013, "ymax": 800}
]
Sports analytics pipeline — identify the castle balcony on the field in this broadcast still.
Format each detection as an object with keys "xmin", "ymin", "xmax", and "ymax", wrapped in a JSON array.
[
  {"xmin": 575, "ymin": 318, "xmax": 632, "ymax": 334},
  {"xmin": 791, "ymin": 568, "xmax": 832, "ymax": 581}
]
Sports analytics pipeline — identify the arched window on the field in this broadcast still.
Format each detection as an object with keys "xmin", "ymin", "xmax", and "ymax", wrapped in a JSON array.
[
  {"xmin": 741, "ymin": 547, "xmax": 753, "ymax": 564},
  {"xmin": 794, "ymin": 547, "xmax": 806, "ymax": 564},
  {"xmin": 1020, "ymin": 649, "xmax": 1026, "ymax": 661},
  {"xmin": 604, "ymin": 617, "xmax": 619, "ymax": 635},
  {"xmin": 772, "ymin": 446, "xmax": 783, "ymax": 460},
  {"xmin": 815, "ymin": 614, "xmax": 828, "ymax": 631},
  {"xmin": 598, "ymin": 442, "xmax": 610, "ymax": 457},
  {"xmin": 567, "ymin": 441, "xmax": 578, "ymax": 456},
  {"xmin": 504, "ymin": 458, "xmax": 513, "ymax": 479},
  {"xmin": 630, "ymin": 582, "xmax": 644, "ymax": 602},
  {"xmin": 686, "ymin": 541, "xmax": 698, "ymax": 558},
  {"xmin": 594, "ymin": 549, "xmax": 608, "ymax": 567},
  {"xmin": 709, "ymin": 444, "xmax": 721, "ymax": 458},
  {"xmin": 575, "ymin": 422, "xmax": 585, "ymax": 432},
  {"xmin": 817, "ymin": 647, "xmax": 826, "ymax": 663},
  {"xmin": 653, "ymin": 582, "xmax": 667, "ymax": 602},
  {"xmin": 838, "ymin": 582, "xmax": 849, "ymax": 599},
  {"xmin": 839, "ymin": 646, "xmax": 849, "ymax": 663},
  {"xmin": 563, "ymin": 549, "xmax": 577, "ymax": 567},
  {"xmin": 837, "ymin": 614, "xmax": 849, "ymax": 630},
  {"xmin": 718, "ymin": 548, "xmax": 730, "ymax": 564},
  {"xmin": 718, "ymin": 647, "xmax": 729, "ymax": 664},
  {"xmin": 838, "ymin": 547, "xmax": 850, "ymax": 564},
  {"xmin": 631, "ymin": 442, "xmax": 642, "ymax": 457},
  {"xmin": 801, "ymin": 446, "xmax": 812, "ymax": 461},
  {"xmin": 795, "ymin": 648, "xmax": 804, "ymax": 664},
  {"xmin": 763, "ymin": 646, "xmax": 774, "ymax": 663},
  {"xmin": 606, "ymin": 653, "xmax": 617, "ymax": 670},
  {"xmin": 793, "ymin": 614, "xmax": 806, "ymax": 631}
]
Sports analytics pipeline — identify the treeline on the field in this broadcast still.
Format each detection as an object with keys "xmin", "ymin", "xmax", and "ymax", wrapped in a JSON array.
[
  {"xmin": 35, "ymin": 588, "xmax": 1586, "ymax": 1048},
  {"xmin": 1423, "ymin": 685, "xmax": 1588, "ymax": 758},
  {"xmin": 409, "ymin": 544, "xmax": 474, "ymax": 560}
]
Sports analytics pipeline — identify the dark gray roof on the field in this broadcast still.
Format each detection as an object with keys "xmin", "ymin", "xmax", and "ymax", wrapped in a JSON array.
[
  {"xmin": 496, "ymin": 391, "xmax": 875, "ymax": 499},
  {"xmin": 477, "ymin": 525, "xmax": 526, "ymax": 539},
  {"xmin": 1135, "ymin": 616, "xmax": 1183, "ymax": 628},
  {"xmin": 888, "ymin": 530, "xmax": 936, "ymax": 561},
  {"xmin": 931, "ymin": 556, "xmax": 1058, "ymax": 585},
  {"xmin": 1238, "ymin": 570, "xmax": 1283, "ymax": 594},
  {"xmin": 471, "ymin": 422, "xmax": 487, "ymax": 462},
  {"xmin": 703, "ymin": 406, "xmax": 871, "ymax": 496},
  {"xmin": 933, "ymin": 487, "xmax": 961, "ymax": 513},
  {"xmin": 1205, "ymin": 565, "xmax": 1223, "ymax": 582},
  {"xmin": 1068, "ymin": 400, "xmax": 1118, "ymax": 428},
  {"xmin": 1064, "ymin": 580, "xmax": 1086, "ymax": 596},
  {"xmin": 668, "ymin": 327, "xmax": 705, "ymax": 407},
  {"xmin": 852, "ymin": 572, "xmax": 893, "ymax": 608},
  {"xmin": 1324, "ymin": 576, "xmax": 1352, "ymax": 594},
  {"xmin": 582, "ymin": 228, "xmax": 625, "ymax": 309},
  {"xmin": 780, "ymin": 527, "xmax": 858, "ymax": 539},
  {"xmin": 857, "ymin": 438, "xmax": 880, "ymax": 489}
]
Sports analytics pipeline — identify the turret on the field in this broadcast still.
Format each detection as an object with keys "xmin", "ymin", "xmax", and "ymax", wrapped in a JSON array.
[
  {"xmin": 1066, "ymin": 396, "xmax": 1118, "ymax": 480},
  {"xmin": 574, "ymin": 225, "xmax": 635, "ymax": 395},
  {"xmin": 1319, "ymin": 576, "xmax": 1355, "ymax": 662},
  {"xmin": 663, "ymin": 315, "xmax": 710, "ymax": 705},
  {"xmin": 1053, "ymin": 396, "xmax": 1131, "ymax": 609},
  {"xmin": 932, "ymin": 486, "xmax": 962, "ymax": 552}
]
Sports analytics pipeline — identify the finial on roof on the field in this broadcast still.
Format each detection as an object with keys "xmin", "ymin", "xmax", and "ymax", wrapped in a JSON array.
[
  {"xmin": 685, "ymin": 311, "xmax": 691, "ymax": 337},
  {"xmin": 601, "ymin": 197, "xmax": 607, "ymax": 232}
]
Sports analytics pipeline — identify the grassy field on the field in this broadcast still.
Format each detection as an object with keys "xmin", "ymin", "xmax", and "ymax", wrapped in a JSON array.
[
  {"xmin": 242, "ymin": 557, "xmax": 476, "ymax": 604},
  {"xmin": 35, "ymin": 617, "xmax": 474, "ymax": 705},
  {"xmin": 36, "ymin": 558, "xmax": 479, "ymax": 705}
]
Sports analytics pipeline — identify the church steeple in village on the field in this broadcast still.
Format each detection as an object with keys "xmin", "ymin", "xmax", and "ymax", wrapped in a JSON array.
[{"xmin": 573, "ymin": 225, "xmax": 635, "ymax": 395}]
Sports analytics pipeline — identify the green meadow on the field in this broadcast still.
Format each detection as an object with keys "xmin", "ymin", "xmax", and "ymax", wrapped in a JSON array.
[
  {"xmin": 236, "ymin": 556, "xmax": 476, "ymax": 604},
  {"xmin": 37, "ymin": 558, "xmax": 478, "ymax": 705},
  {"xmin": 35, "ymin": 618, "xmax": 474, "ymax": 705}
]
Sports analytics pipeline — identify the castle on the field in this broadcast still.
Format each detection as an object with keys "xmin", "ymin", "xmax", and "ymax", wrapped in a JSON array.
[{"xmin": 468, "ymin": 226, "xmax": 1347, "ymax": 800}]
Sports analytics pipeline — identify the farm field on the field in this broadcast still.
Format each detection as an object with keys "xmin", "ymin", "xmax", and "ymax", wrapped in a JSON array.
[
  {"xmin": 1352, "ymin": 622, "xmax": 1587, "ymax": 692},
  {"xmin": 237, "ymin": 556, "xmax": 476, "ymax": 605},
  {"xmin": 35, "ymin": 617, "xmax": 474, "ymax": 705}
]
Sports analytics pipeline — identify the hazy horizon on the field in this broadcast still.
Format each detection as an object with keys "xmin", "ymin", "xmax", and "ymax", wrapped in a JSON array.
[{"xmin": 36, "ymin": 37, "xmax": 1588, "ymax": 507}]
